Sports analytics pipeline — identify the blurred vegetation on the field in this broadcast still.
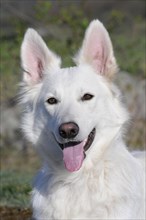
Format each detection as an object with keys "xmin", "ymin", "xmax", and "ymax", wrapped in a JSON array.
[
  {"xmin": 0, "ymin": 1, "xmax": 145, "ymax": 102},
  {"xmin": 0, "ymin": 1, "xmax": 145, "ymax": 208}
]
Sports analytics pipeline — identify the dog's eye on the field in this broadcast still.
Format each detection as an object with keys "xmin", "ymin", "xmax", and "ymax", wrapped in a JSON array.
[
  {"xmin": 81, "ymin": 93, "xmax": 94, "ymax": 101},
  {"xmin": 46, "ymin": 97, "xmax": 58, "ymax": 105}
]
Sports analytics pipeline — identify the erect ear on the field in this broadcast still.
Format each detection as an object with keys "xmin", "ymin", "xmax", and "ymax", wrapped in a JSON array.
[
  {"xmin": 21, "ymin": 28, "xmax": 61, "ymax": 85},
  {"xmin": 75, "ymin": 20, "xmax": 118, "ymax": 79}
]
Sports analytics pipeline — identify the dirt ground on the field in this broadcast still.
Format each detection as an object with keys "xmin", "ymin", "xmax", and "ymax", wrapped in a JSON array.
[{"xmin": 0, "ymin": 207, "xmax": 32, "ymax": 220}]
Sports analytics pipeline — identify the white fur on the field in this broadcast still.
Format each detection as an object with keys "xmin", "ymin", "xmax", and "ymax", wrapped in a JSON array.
[{"xmin": 20, "ymin": 20, "xmax": 145, "ymax": 219}]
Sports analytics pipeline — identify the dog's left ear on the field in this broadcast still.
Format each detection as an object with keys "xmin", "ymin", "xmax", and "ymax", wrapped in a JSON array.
[{"xmin": 75, "ymin": 20, "xmax": 118, "ymax": 79}]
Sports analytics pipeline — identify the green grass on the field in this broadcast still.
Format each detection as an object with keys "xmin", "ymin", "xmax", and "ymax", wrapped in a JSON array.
[
  {"xmin": 0, "ymin": 148, "xmax": 40, "ymax": 207},
  {"xmin": 0, "ymin": 170, "xmax": 32, "ymax": 207}
]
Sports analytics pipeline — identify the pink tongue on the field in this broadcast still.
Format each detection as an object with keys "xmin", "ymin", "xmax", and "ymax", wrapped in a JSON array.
[{"xmin": 63, "ymin": 141, "xmax": 86, "ymax": 172}]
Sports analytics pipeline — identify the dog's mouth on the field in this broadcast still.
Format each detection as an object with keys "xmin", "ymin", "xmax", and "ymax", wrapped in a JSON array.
[{"xmin": 58, "ymin": 128, "xmax": 96, "ymax": 172}]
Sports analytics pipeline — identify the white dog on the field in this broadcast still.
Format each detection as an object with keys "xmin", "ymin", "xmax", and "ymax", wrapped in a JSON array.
[{"xmin": 20, "ymin": 20, "xmax": 145, "ymax": 219}]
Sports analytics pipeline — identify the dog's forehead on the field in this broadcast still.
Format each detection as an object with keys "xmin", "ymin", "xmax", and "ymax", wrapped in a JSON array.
[{"xmin": 45, "ymin": 65, "xmax": 100, "ymax": 87}]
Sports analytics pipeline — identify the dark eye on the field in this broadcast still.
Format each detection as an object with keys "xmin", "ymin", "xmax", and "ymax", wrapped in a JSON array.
[
  {"xmin": 81, "ymin": 93, "xmax": 94, "ymax": 101},
  {"xmin": 46, "ymin": 97, "xmax": 58, "ymax": 105}
]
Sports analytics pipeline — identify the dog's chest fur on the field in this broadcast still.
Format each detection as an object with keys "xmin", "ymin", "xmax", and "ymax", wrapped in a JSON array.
[
  {"xmin": 33, "ymin": 165, "xmax": 111, "ymax": 218},
  {"xmin": 32, "ymin": 149, "xmax": 143, "ymax": 219}
]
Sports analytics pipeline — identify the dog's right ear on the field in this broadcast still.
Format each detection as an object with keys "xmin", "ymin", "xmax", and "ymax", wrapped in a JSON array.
[{"xmin": 21, "ymin": 28, "xmax": 61, "ymax": 85}]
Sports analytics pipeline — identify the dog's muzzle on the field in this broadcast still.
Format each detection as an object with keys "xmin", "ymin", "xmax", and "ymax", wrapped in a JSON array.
[{"xmin": 56, "ymin": 125, "xmax": 96, "ymax": 172}]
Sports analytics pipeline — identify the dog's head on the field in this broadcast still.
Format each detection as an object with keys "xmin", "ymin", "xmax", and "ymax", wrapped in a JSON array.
[{"xmin": 20, "ymin": 20, "xmax": 128, "ymax": 172}]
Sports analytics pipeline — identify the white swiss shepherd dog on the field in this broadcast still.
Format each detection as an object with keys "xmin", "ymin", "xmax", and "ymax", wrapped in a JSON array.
[{"xmin": 20, "ymin": 20, "xmax": 145, "ymax": 219}]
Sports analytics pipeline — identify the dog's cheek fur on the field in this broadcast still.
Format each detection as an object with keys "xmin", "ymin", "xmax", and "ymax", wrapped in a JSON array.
[{"xmin": 19, "ymin": 83, "xmax": 43, "ymax": 144}]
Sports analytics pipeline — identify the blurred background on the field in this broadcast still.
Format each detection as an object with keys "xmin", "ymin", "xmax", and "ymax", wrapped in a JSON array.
[{"xmin": 0, "ymin": 0, "xmax": 145, "ymax": 219}]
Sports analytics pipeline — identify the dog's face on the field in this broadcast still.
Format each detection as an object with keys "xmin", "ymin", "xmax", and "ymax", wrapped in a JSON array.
[{"xmin": 20, "ymin": 20, "xmax": 128, "ymax": 172}]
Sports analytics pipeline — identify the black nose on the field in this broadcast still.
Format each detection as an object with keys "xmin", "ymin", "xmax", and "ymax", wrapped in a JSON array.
[{"xmin": 59, "ymin": 122, "xmax": 79, "ymax": 139}]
